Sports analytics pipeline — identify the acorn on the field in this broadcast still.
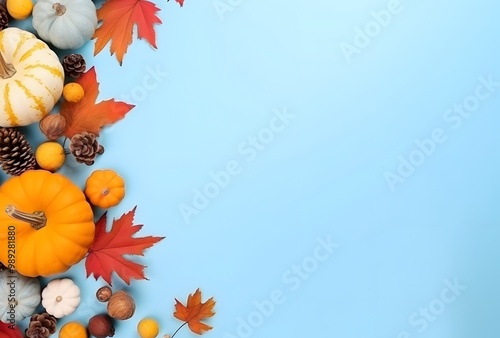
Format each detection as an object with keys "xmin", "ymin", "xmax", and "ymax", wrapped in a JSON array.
[{"xmin": 88, "ymin": 314, "xmax": 115, "ymax": 338}]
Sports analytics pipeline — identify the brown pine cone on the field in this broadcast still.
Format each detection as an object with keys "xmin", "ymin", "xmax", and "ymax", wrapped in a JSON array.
[
  {"xmin": 0, "ymin": 127, "xmax": 37, "ymax": 176},
  {"xmin": 69, "ymin": 132, "xmax": 104, "ymax": 165},
  {"xmin": 25, "ymin": 313, "xmax": 57, "ymax": 338},
  {"xmin": 0, "ymin": 6, "xmax": 8, "ymax": 31},
  {"xmin": 62, "ymin": 53, "xmax": 86, "ymax": 78}
]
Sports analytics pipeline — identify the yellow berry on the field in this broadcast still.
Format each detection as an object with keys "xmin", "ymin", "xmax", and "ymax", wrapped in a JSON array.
[
  {"xmin": 6, "ymin": 0, "xmax": 33, "ymax": 20},
  {"xmin": 63, "ymin": 83, "xmax": 85, "ymax": 103},
  {"xmin": 59, "ymin": 322, "xmax": 88, "ymax": 338},
  {"xmin": 137, "ymin": 318, "xmax": 160, "ymax": 338},
  {"xmin": 35, "ymin": 141, "xmax": 65, "ymax": 172}
]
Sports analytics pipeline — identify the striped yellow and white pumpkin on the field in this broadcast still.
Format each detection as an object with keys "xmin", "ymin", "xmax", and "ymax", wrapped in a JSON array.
[{"xmin": 0, "ymin": 27, "xmax": 64, "ymax": 127}]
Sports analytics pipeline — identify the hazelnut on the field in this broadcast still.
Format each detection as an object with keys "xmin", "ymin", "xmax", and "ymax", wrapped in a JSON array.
[
  {"xmin": 96, "ymin": 286, "xmax": 113, "ymax": 302},
  {"xmin": 39, "ymin": 114, "xmax": 67, "ymax": 140},
  {"xmin": 107, "ymin": 291, "xmax": 135, "ymax": 320},
  {"xmin": 88, "ymin": 314, "xmax": 115, "ymax": 338}
]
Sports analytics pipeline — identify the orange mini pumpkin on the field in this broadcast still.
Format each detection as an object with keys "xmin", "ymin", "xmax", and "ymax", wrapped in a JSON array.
[
  {"xmin": 59, "ymin": 321, "xmax": 88, "ymax": 338},
  {"xmin": 0, "ymin": 170, "xmax": 95, "ymax": 277},
  {"xmin": 84, "ymin": 169, "xmax": 125, "ymax": 209}
]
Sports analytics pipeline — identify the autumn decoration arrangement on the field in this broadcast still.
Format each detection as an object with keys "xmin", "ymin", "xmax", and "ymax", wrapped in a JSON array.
[{"xmin": 0, "ymin": 0, "xmax": 216, "ymax": 337}]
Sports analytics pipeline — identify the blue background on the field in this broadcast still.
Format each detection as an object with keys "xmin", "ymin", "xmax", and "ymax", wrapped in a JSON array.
[{"xmin": 7, "ymin": 0, "xmax": 500, "ymax": 337}]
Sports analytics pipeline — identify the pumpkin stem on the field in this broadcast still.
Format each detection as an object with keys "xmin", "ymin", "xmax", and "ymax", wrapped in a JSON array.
[
  {"xmin": 0, "ymin": 52, "xmax": 16, "ymax": 79},
  {"xmin": 52, "ymin": 3, "xmax": 66, "ymax": 16},
  {"xmin": 102, "ymin": 188, "xmax": 110, "ymax": 196},
  {"xmin": 56, "ymin": 296, "xmax": 63, "ymax": 302},
  {"xmin": 5, "ymin": 205, "xmax": 47, "ymax": 230}
]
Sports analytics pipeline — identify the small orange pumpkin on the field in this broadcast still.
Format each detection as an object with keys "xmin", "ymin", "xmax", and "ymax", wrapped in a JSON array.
[
  {"xmin": 0, "ymin": 170, "xmax": 95, "ymax": 277},
  {"xmin": 84, "ymin": 169, "xmax": 125, "ymax": 209},
  {"xmin": 59, "ymin": 321, "xmax": 88, "ymax": 338}
]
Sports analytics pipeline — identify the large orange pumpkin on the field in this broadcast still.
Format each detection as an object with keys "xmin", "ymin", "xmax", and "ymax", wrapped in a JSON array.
[{"xmin": 0, "ymin": 170, "xmax": 95, "ymax": 277}]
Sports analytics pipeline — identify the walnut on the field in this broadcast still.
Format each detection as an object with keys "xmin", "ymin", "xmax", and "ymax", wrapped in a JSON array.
[{"xmin": 39, "ymin": 114, "xmax": 66, "ymax": 140}]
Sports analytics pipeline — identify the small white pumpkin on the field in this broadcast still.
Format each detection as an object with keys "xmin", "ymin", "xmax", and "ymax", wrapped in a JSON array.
[
  {"xmin": 0, "ymin": 269, "xmax": 41, "ymax": 322},
  {"xmin": 41, "ymin": 278, "xmax": 80, "ymax": 318},
  {"xmin": 32, "ymin": 0, "xmax": 98, "ymax": 50},
  {"xmin": 0, "ymin": 27, "xmax": 64, "ymax": 127}
]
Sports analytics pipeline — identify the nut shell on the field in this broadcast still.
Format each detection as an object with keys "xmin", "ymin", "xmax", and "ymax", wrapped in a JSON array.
[
  {"xmin": 39, "ymin": 114, "xmax": 67, "ymax": 140},
  {"xmin": 107, "ymin": 291, "xmax": 135, "ymax": 320},
  {"xmin": 96, "ymin": 286, "xmax": 112, "ymax": 302}
]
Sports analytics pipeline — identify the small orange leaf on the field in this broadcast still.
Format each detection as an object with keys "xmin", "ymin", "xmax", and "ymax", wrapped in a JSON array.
[
  {"xmin": 174, "ymin": 289, "xmax": 216, "ymax": 335},
  {"xmin": 59, "ymin": 67, "xmax": 134, "ymax": 138},
  {"xmin": 93, "ymin": 0, "xmax": 162, "ymax": 64}
]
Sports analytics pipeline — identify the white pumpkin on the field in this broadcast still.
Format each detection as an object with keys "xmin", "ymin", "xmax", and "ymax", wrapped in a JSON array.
[
  {"xmin": 0, "ymin": 27, "xmax": 64, "ymax": 127},
  {"xmin": 41, "ymin": 278, "xmax": 81, "ymax": 318},
  {"xmin": 32, "ymin": 0, "xmax": 98, "ymax": 50},
  {"xmin": 0, "ymin": 269, "xmax": 41, "ymax": 322}
]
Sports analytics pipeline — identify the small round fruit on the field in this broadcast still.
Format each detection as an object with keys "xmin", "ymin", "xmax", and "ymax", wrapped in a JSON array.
[
  {"xmin": 88, "ymin": 314, "xmax": 114, "ymax": 338},
  {"xmin": 63, "ymin": 83, "xmax": 85, "ymax": 103},
  {"xmin": 59, "ymin": 321, "xmax": 88, "ymax": 338},
  {"xmin": 84, "ymin": 169, "xmax": 125, "ymax": 208},
  {"xmin": 35, "ymin": 141, "xmax": 65, "ymax": 172},
  {"xmin": 7, "ymin": 0, "xmax": 34, "ymax": 20},
  {"xmin": 137, "ymin": 318, "xmax": 159, "ymax": 338}
]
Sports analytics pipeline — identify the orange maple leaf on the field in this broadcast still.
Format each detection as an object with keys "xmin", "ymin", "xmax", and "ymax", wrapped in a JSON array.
[
  {"xmin": 93, "ymin": 0, "xmax": 162, "ymax": 64},
  {"xmin": 59, "ymin": 67, "xmax": 134, "ymax": 138},
  {"xmin": 85, "ymin": 206, "xmax": 165, "ymax": 285},
  {"xmin": 174, "ymin": 289, "xmax": 216, "ymax": 335}
]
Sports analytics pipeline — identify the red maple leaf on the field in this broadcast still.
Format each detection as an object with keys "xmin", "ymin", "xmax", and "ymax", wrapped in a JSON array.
[
  {"xmin": 59, "ymin": 67, "xmax": 134, "ymax": 138},
  {"xmin": 174, "ymin": 289, "xmax": 216, "ymax": 335},
  {"xmin": 176, "ymin": 0, "xmax": 185, "ymax": 6},
  {"xmin": 0, "ymin": 321, "xmax": 22, "ymax": 338},
  {"xmin": 85, "ymin": 207, "xmax": 165, "ymax": 285},
  {"xmin": 93, "ymin": 0, "xmax": 162, "ymax": 64}
]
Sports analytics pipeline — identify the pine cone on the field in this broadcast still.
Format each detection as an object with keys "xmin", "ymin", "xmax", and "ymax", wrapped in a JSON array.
[
  {"xmin": 0, "ymin": 127, "xmax": 36, "ymax": 176},
  {"xmin": 69, "ymin": 132, "xmax": 104, "ymax": 165},
  {"xmin": 0, "ymin": 6, "xmax": 8, "ymax": 31},
  {"xmin": 62, "ymin": 53, "xmax": 86, "ymax": 79},
  {"xmin": 25, "ymin": 313, "xmax": 57, "ymax": 338}
]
